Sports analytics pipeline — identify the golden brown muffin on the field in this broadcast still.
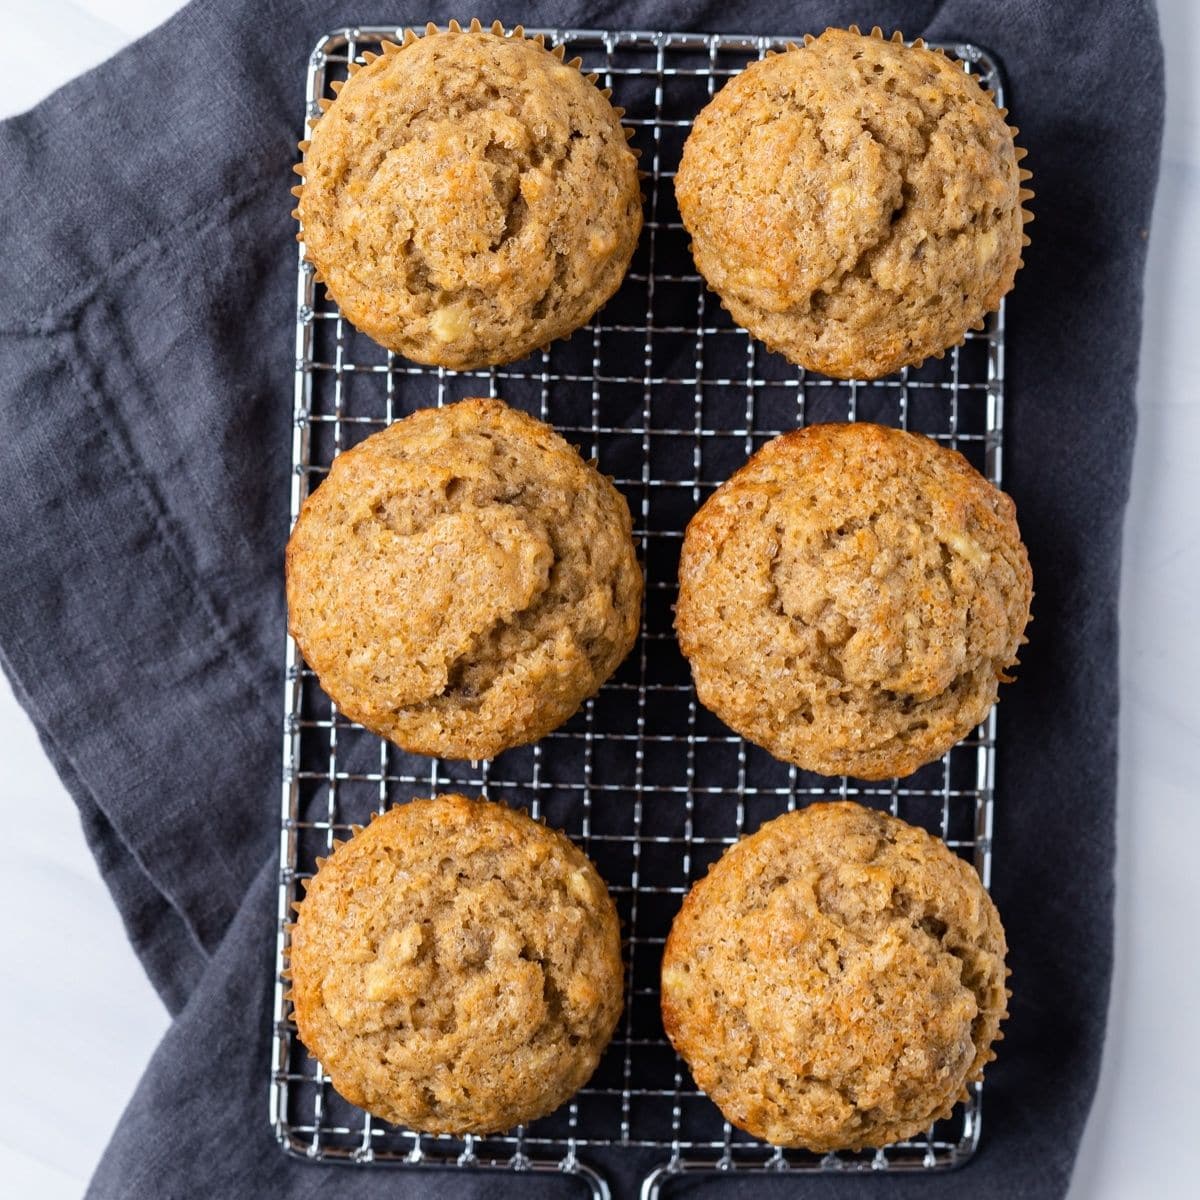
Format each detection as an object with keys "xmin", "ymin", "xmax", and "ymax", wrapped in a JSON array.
[
  {"xmin": 661, "ymin": 801, "xmax": 1008, "ymax": 1150},
  {"xmin": 675, "ymin": 422, "xmax": 1031, "ymax": 780},
  {"xmin": 674, "ymin": 26, "xmax": 1033, "ymax": 379},
  {"xmin": 286, "ymin": 398, "xmax": 642, "ymax": 760},
  {"xmin": 289, "ymin": 795, "xmax": 624, "ymax": 1134},
  {"xmin": 294, "ymin": 21, "xmax": 642, "ymax": 369}
]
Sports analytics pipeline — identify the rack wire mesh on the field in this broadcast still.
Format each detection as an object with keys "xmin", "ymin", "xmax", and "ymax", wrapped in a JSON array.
[{"xmin": 272, "ymin": 25, "xmax": 1007, "ymax": 1199}]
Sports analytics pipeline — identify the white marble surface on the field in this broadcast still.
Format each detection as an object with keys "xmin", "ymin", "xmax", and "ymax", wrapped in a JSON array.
[{"xmin": 0, "ymin": 1, "xmax": 1196, "ymax": 1196}]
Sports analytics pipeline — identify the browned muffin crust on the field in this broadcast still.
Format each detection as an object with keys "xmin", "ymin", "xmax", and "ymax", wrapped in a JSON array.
[
  {"xmin": 674, "ymin": 26, "xmax": 1032, "ymax": 379},
  {"xmin": 295, "ymin": 22, "xmax": 642, "ymax": 369},
  {"xmin": 661, "ymin": 801, "xmax": 1009, "ymax": 1150},
  {"xmin": 289, "ymin": 795, "xmax": 624, "ymax": 1134},
  {"xmin": 286, "ymin": 398, "xmax": 643, "ymax": 760},
  {"xmin": 675, "ymin": 422, "xmax": 1032, "ymax": 780}
]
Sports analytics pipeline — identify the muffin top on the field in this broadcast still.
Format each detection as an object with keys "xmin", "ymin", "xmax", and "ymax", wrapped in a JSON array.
[
  {"xmin": 675, "ymin": 422, "xmax": 1031, "ymax": 780},
  {"xmin": 297, "ymin": 23, "xmax": 642, "ymax": 369},
  {"xmin": 286, "ymin": 398, "xmax": 642, "ymax": 760},
  {"xmin": 674, "ymin": 27, "xmax": 1030, "ymax": 379},
  {"xmin": 289, "ymin": 795, "xmax": 624, "ymax": 1134},
  {"xmin": 661, "ymin": 801, "xmax": 1008, "ymax": 1150}
]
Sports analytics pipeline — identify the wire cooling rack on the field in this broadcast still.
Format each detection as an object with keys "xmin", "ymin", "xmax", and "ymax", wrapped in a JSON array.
[{"xmin": 272, "ymin": 25, "xmax": 1007, "ymax": 1199}]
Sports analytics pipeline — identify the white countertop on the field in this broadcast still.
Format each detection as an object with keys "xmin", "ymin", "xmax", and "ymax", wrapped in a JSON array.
[{"xmin": 0, "ymin": 2, "xmax": 1195, "ymax": 1196}]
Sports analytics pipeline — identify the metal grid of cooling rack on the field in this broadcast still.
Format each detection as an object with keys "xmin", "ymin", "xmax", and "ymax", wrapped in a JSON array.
[{"xmin": 272, "ymin": 25, "xmax": 1007, "ymax": 1199}]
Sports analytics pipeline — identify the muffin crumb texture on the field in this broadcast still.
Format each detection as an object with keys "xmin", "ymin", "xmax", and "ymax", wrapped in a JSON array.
[
  {"xmin": 286, "ymin": 398, "xmax": 642, "ymax": 760},
  {"xmin": 289, "ymin": 795, "xmax": 624, "ymax": 1134},
  {"xmin": 297, "ymin": 24, "xmax": 642, "ymax": 369},
  {"xmin": 661, "ymin": 802, "xmax": 1009, "ymax": 1150},
  {"xmin": 674, "ymin": 27, "xmax": 1031, "ymax": 379},
  {"xmin": 675, "ymin": 422, "xmax": 1032, "ymax": 780}
]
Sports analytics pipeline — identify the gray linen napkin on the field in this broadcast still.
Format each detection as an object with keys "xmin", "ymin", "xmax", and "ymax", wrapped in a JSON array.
[{"xmin": 0, "ymin": 1, "xmax": 1163, "ymax": 1196}]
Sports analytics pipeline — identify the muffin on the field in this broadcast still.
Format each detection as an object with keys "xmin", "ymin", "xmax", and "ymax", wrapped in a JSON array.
[
  {"xmin": 661, "ymin": 801, "xmax": 1009, "ymax": 1150},
  {"xmin": 286, "ymin": 398, "xmax": 642, "ymax": 760},
  {"xmin": 674, "ymin": 26, "xmax": 1033, "ymax": 379},
  {"xmin": 294, "ymin": 20, "xmax": 642, "ymax": 369},
  {"xmin": 675, "ymin": 422, "xmax": 1032, "ymax": 780},
  {"xmin": 289, "ymin": 795, "xmax": 624, "ymax": 1134}
]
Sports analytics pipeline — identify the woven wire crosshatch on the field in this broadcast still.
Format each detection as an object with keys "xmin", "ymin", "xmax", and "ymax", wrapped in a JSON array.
[{"xmin": 272, "ymin": 25, "xmax": 1007, "ymax": 1199}]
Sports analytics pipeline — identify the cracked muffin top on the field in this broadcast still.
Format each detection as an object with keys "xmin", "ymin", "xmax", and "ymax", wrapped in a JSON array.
[
  {"xmin": 674, "ymin": 26, "xmax": 1031, "ymax": 379},
  {"xmin": 675, "ymin": 422, "xmax": 1032, "ymax": 780},
  {"xmin": 286, "ymin": 398, "xmax": 642, "ymax": 760},
  {"xmin": 289, "ymin": 795, "xmax": 624, "ymax": 1134},
  {"xmin": 661, "ymin": 801, "xmax": 1008, "ymax": 1151},
  {"xmin": 295, "ymin": 22, "xmax": 642, "ymax": 370}
]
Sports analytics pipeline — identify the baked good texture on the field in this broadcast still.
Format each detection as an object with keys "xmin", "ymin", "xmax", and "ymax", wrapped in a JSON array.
[
  {"xmin": 661, "ymin": 801, "xmax": 1008, "ymax": 1150},
  {"xmin": 675, "ymin": 422, "xmax": 1032, "ymax": 780},
  {"xmin": 290, "ymin": 794, "xmax": 624, "ymax": 1134},
  {"xmin": 295, "ymin": 22, "xmax": 643, "ymax": 370},
  {"xmin": 286, "ymin": 398, "xmax": 642, "ymax": 760},
  {"xmin": 674, "ymin": 26, "xmax": 1032, "ymax": 379}
]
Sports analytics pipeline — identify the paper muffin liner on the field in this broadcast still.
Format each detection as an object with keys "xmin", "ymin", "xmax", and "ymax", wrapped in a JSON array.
[
  {"xmin": 291, "ymin": 18, "xmax": 644, "ymax": 335},
  {"xmin": 697, "ymin": 24, "xmax": 1033, "ymax": 373}
]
